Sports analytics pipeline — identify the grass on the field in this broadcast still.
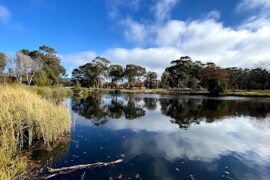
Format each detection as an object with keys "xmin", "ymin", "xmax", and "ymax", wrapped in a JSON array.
[
  {"xmin": 223, "ymin": 90, "xmax": 270, "ymax": 97},
  {"xmin": 30, "ymin": 86, "xmax": 73, "ymax": 101},
  {"xmin": 87, "ymin": 88, "xmax": 208, "ymax": 95},
  {"xmin": 0, "ymin": 85, "xmax": 71, "ymax": 179},
  {"xmin": 85, "ymin": 88, "xmax": 270, "ymax": 97}
]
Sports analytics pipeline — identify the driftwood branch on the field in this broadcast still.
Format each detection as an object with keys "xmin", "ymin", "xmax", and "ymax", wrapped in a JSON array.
[{"xmin": 47, "ymin": 159, "xmax": 123, "ymax": 174}]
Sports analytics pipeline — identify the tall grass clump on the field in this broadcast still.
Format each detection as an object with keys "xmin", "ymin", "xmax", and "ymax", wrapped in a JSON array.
[{"xmin": 0, "ymin": 85, "xmax": 71, "ymax": 179}]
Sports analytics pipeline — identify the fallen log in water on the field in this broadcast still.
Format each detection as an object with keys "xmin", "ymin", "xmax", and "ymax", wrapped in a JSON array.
[{"xmin": 47, "ymin": 159, "xmax": 123, "ymax": 174}]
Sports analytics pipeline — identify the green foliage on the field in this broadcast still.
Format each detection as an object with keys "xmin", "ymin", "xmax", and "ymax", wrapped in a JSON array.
[
  {"xmin": 207, "ymin": 77, "xmax": 225, "ymax": 95},
  {"xmin": 26, "ymin": 45, "xmax": 66, "ymax": 85},
  {"xmin": 124, "ymin": 64, "xmax": 146, "ymax": 87},
  {"xmin": 32, "ymin": 70, "xmax": 51, "ymax": 86},
  {"xmin": 201, "ymin": 67, "xmax": 229, "ymax": 95},
  {"xmin": 108, "ymin": 64, "xmax": 124, "ymax": 84},
  {"xmin": 74, "ymin": 80, "xmax": 81, "ymax": 88},
  {"xmin": 163, "ymin": 56, "xmax": 204, "ymax": 89},
  {"xmin": 144, "ymin": 71, "xmax": 158, "ymax": 89},
  {"xmin": 72, "ymin": 57, "xmax": 110, "ymax": 88},
  {"xmin": 161, "ymin": 71, "xmax": 170, "ymax": 88}
]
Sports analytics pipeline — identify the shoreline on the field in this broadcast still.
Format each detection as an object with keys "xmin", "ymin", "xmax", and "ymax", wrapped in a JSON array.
[{"xmin": 76, "ymin": 88, "xmax": 270, "ymax": 97}]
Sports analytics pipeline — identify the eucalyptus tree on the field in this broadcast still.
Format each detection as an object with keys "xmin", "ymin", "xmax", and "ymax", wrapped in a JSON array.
[
  {"xmin": 108, "ymin": 64, "xmax": 124, "ymax": 86},
  {"xmin": 72, "ymin": 63, "xmax": 99, "ymax": 87},
  {"xmin": 92, "ymin": 57, "xmax": 111, "ymax": 88},
  {"xmin": 16, "ymin": 51, "xmax": 42, "ymax": 85},
  {"xmin": 124, "ymin": 64, "xmax": 146, "ymax": 88},
  {"xmin": 161, "ymin": 71, "xmax": 170, "ymax": 88},
  {"xmin": 164, "ymin": 56, "xmax": 197, "ymax": 88},
  {"xmin": 27, "ymin": 46, "xmax": 66, "ymax": 85},
  {"xmin": 12, "ymin": 51, "xmax": 42, "ymax": 84},
  {"xmin": 72, "ymin": 57, "xmax": 111, "ymax": 88},
  {"xmin": 144, "ymin": 71, "xmax": 158, "ymax": 89}
]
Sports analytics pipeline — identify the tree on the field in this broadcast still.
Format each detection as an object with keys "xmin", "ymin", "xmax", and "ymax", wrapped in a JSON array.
[
  {"xmin": 163, "ymin": 56, "xmax": 203, "ymax": 89},
  {"xmin": 27, "ymin": 46, "xmax": 66, "ymax": 85},
  {"xmin": 124, "ymin": 64, "xmax": 146, "ymax": 88},
  {"xmin": 72, "ymin": 57, "xmax": 111, "ymax": 88},
  {"xmin": 92, "ymin": 57, "xmax": 111, "ymax": 88},
  {"xmin": 161, "ymin": 71, "xmax": 170, "ymax": 88},
  {"xmin": 72, "ymin": 63, "xmax": 98, "ymax": 87},
  {"xmin": 108, "ymin": 64, "xmax": 124, "ymax": 87},
  {"xmin": 144, "ymin": 71, "xmax": 158, "ymax": 89},
  {"xmin": 0, "ymin": 52, "xmax": 7, "ymax": 74},
  {"xmin": 14, "ymin": 51, "xmax": 42, "ymax": 85},
  {"xmin": 201, "ymin": 67, "xmax": 229, "ymax": 95}
]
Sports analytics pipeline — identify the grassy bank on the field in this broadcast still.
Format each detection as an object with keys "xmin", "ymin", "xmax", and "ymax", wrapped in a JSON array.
[
  {"xmin": 0, "ymin": 85, "xmax": 71, "ymax": 179},
  {"xmin": 30, "ymin": 86, "xmax": 73, "ymax": 101},
  {"xmin": 83, "ymin": 88, "xmax": 270, "ymax": 97},
  {"xmin": 85, "ymin": 88, "xmax": 207, "ymax": 95},
  {"xmin": 223, "ymin": 90, "xmax": 270, "ymax": 97}
]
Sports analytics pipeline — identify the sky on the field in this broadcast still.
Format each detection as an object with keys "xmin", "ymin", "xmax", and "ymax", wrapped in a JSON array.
[{"xmin": 0, "ymin": 0, "xmax": 270, "ymax": 76}]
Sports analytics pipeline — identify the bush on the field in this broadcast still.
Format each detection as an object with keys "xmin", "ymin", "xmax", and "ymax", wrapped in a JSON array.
[
  {"xmin": 208, "ymin": 77, "xmax": 227, "ymax": 95},
  {"xmin": 32, "ymin": 70, "xmax": 51, "ymax": 86}
]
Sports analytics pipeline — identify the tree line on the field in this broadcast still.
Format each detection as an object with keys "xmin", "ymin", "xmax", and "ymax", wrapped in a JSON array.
[
  {"xmin": 73, "ymin": 56, "xmax": 270, "ymax": 95},
  {"xmin": 160, "ymin": 56, "xmax": 270, "ymax": 94},
  {"xmin": 72, "ymin": 57, "xmax": 158, "ymax": 89},
  {"xmin": 1, "ymin": 46, "xmax": 269, "ymax": 95}
]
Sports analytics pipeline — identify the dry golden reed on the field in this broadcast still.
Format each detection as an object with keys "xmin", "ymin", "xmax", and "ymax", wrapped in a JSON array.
[{"xmin": 0, "ymin": 85, "xmax": 71, "ymax": 179}]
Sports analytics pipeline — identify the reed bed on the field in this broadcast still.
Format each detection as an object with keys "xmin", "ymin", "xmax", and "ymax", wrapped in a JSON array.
[
  {"xmin": 0, "ymin": 85, "xmax": 71, "ymax": 179},
  {"xmin": 30, "ymin": 86, "xmax": 73, "ymax": 101}
]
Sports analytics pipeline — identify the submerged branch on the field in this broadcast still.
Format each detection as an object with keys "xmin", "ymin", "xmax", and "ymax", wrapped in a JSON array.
[{"xmin": 47, "ymin": 159, "xmax": 123, "ymax": 174}]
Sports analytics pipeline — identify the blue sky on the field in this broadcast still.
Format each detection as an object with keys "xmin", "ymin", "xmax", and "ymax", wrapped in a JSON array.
[{"xmin": 0, "ymin": 0, "xmax": 270, "ymax": 76}]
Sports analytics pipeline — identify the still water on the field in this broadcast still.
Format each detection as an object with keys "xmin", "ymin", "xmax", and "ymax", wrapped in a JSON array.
[{"xmin": 35, "ymin": 94, "xmax": 270, "ymax": 180}]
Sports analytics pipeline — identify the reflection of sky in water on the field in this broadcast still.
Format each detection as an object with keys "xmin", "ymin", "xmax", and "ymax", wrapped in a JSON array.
[{"xmin": 54, "ymin": 95, "xmax": 270, "ymax": 180}]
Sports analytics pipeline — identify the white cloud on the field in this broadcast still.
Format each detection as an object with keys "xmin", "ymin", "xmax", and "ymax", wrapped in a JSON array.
[
  {"xmin": 61, "ymin": 47, "xmax": 181, "ymax": 76},
  {"xmin": 121, "ymin": 18, "xmax": 148, "ymax": 45},
  {"xmin": 106, "ymin": 0, "xmax": 141, "ymax": 19},
  {"xmin": 61, "ymin": 0, "xmax": 270, "ymax": 77},
  {"xmin": 152, "ymin": 0, "xmax": 179, "ymax": 22},
  {"xmin": 63, "ymin": 17, "xmax": 270, "ymax": 76},
  {"xmin": 112, "ymin": 115, "xmax": 270, "ymax": 166},
  {"xmin": 205, "ymin": 10, "xmax": 220, "ymax": 20},
  {"xmin": 237, "ymin": 0, "xmax": 270, "ymax": 12},
  {"xmin": 0, "ymin": 4, "xmax": 11, "ymax": 23}
]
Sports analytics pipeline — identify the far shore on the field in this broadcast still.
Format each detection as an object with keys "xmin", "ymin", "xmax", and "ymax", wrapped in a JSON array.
[{"xmin": 73, "ymin": 87, "xmax": 270, "ymax": 97}]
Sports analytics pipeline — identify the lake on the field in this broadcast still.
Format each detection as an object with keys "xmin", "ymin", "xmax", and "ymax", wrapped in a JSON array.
[{"xmin": 35, "ymin": 94, "xmax": 270, "ymax": 180}]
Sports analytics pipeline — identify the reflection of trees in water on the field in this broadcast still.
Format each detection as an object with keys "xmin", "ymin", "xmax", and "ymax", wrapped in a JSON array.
[
  {"xmin": 160, "ymin": 98, "xmax": 270, "ymax": 129},
  {"xmin": 72, "ymin": 95, "xmax": 108, "ymax": 126},
  {"xmin": 72, "ymin": 94, "xmax": 146, "ymax": 125},
  {"xmin": 72, "ymin": 94, "xmax": 270, "ymax": 128},
  {"xmin": 123, "ymin": 96, "xmax": 145, "ymax": 119},
  {"xmin": 143, "ymin": 98, "xmax": 158, "ymax": 111}
]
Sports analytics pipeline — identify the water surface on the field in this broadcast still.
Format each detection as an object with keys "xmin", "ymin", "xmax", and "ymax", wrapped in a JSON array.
[{"xmin": 36, "ymin": 94, "xmax": 270, "ymax": 180}]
